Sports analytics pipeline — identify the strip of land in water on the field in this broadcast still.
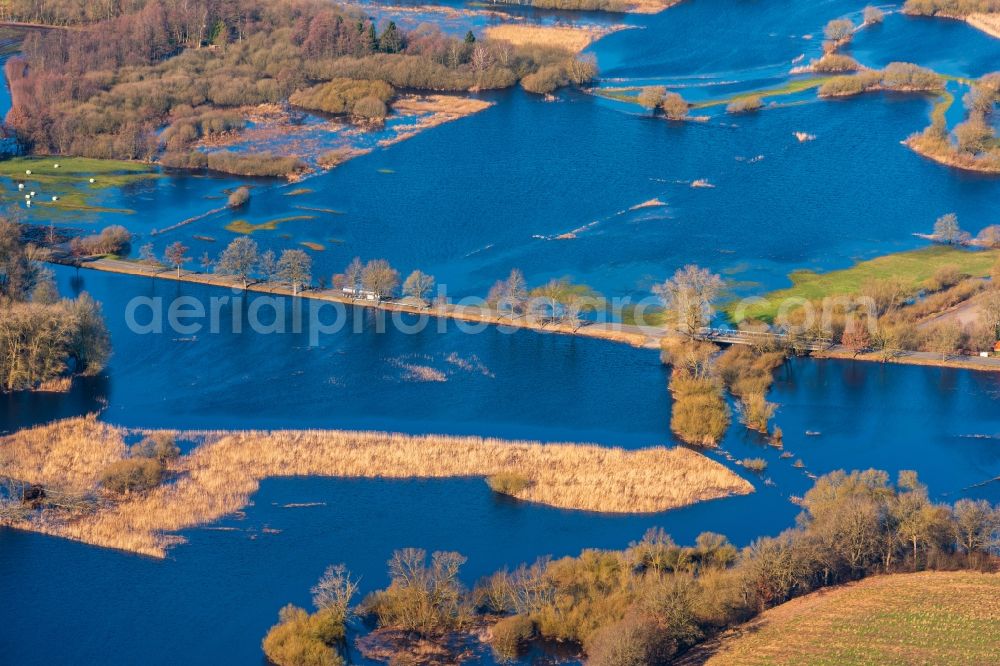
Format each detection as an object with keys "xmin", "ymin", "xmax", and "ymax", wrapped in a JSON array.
[
  {"xmin": 0, "ymin": 416, "xmax": 753, "ymax": 557},
  {"xmin": 53, "ymin": 255, "xmax": 666, "ymax": 348},
  {"xmin": 49, "ymin": 255, "xmax": 1000, "ymax": 371}
]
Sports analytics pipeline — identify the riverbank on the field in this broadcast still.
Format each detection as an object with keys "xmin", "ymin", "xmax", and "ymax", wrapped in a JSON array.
[
  {"xmin": 726, "ymin": 245, "xmax": 1000, "ymax": 322},
  {"xmin": 905, "ymin": 9, "xmax": 1000, "ymax": 40},
  {"xmin": 52, "ymin": 256, "xmax": 667, "ymax": 348},
  {"xmin": 52, "ymin": 256, "xmax": 1000, "ymax": 372},
  {"xmin": 0, "ymin": 416, "xmax": 753, "ymax": 557},
  {"xmin": 813, "ymin": 345, "xmax": 1000, "ymax": 373},
  {"xmin": 968, "ymin": 12, "xmax": 1000, "ymax": 38}
]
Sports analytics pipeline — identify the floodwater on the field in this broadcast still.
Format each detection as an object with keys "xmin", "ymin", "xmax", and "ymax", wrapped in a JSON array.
[{"xmin": 2, "ymin": 1, "xmax": 1000, "ymax": 663}]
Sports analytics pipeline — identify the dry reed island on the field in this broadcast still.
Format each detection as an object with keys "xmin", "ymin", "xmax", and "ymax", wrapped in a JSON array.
[{"xmin": 0, "ymin": 416, "xmax": 752, "ymax": 558}]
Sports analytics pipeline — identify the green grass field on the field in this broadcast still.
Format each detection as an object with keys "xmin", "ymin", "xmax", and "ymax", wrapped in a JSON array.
[
  {"xmin": 593, "ymin": 76, "xmax": 835, "ymax": 110},
  {"xmin": 691, "ymin": 77, "xmax": 836, "ymax": 110},
  {"xmin": 693, "ymin": 571, "xmax": 1000, "ymax": 665},
  {"xmin": 728, "ymin": 246, "xmax": 1000, "ymax": 322},
  {"xmin": 0, "ymin": 156, "xmax": 158, "ymax": 214},
  {"xmin": 226, "ymin": 215, "xmax": 315, "ymax": 234}
]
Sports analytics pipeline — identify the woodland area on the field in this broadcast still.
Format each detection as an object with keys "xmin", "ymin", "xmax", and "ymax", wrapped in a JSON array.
[
  {"xmin": 0, "ymin": 219, "xmax": 110, "ymax": 392},
  {"xmin": 2, "ymin": 0, "xmax": 595, "ymax": 169}
]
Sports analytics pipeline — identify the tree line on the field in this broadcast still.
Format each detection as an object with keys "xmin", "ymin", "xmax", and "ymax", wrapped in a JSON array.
[
  {"xmin": 262, "ymin": 468, "xmax": 1000, "ymax": 665},
  {"xmin": 0, "ymin": 219, "xmax": 110, "ymax": 392}
]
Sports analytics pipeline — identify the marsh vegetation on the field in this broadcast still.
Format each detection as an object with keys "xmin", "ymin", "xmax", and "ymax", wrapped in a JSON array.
[{"xmin": 0, "ymin": 416, "xmax": 751, "ymax": 556}]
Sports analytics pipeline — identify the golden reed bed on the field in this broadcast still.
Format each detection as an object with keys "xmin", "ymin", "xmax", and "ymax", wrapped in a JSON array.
[
  {"xmin": 967, "ymin": 13, "xmax": 1000, "ymax": 39},
  {"xmin": 1, "ymin": 416, "xmax": 752, "ymax": 557},
  {"xmin": 483, "ymin": 24, "xmax": 626, "ymax": 54}
]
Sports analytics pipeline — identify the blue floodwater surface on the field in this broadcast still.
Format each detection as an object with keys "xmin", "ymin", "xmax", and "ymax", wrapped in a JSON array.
[{"xmin": 2, "ymin": 1, "xmax": 1000, "ymax": 664}]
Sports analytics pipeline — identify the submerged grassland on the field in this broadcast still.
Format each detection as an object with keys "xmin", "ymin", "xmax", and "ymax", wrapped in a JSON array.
[
  {"xmin": 729, "ymin": 246, "xmax": 1000, "ymax": 322},
  {"xmin": 0, "ymin": 416, "xmax": 752, "ymax": 558},
  {"xmin": 0, "ymin": 156, "xmax": 159, "ymax": 214}
]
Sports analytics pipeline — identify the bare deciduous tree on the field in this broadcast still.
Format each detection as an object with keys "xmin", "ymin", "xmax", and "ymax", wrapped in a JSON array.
[
  {"xmin": 402, "ymin": 270, "xmax": 435, "ymax": 302},
  {"xmin": 277, "ymin": 249, "xmax": 312, "ymax": 295},
  {"xmin": 311, "ymin": 563, "xmax": 360, "ymax": 620},
  {"xmin": 361, "ymin": 259, "xmax": 399, "ymax": 300},
  {"xmin": 637, "ymin": 86, "xmax": 666, "ymax": 113},
  {"xmin": 216, "ymin": 236, "xmax": 259, "ymax": 289},
  {"xmin": 257, "ymin": 249, "xmax": 277, "ymax": 282},
  {"xmin": 163, "ymin": 241, "xmax": 189, "ymax": 277},
  {"xmin": 654, "ymin": 265, "xmax": 724, "ymax": 334}
]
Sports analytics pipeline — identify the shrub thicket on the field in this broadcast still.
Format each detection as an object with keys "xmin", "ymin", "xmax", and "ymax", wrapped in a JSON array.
[
  {"xmin": 288, "ymin": 79, "xmax": 394, "ymax": 116},
  {"xmin": 726, "ymin": 95, "xmax": 763, "ymax": 113},
  {"xmin": 69, "ymin": 225, "xmax": 132, "ymax": 257},
  {"xmin": 262, "ymin": 605, "xmax": 345, "ymax": 666},
  {"xmin": 100, "ymin": 458, "xmax": 164, "ymax": 494},
  {"xmin": 207, "ymin": 152, "xmax": 306, "ymax": 178}
]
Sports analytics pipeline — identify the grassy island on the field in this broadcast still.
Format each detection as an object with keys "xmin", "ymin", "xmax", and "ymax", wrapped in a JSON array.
[
  {"xmin": 906, "ymin": 72, "xmax": 1000, "ymax": 173},
  {"xmin": 0, "ymin": 416, "xmax": 752, "ymax": 557},
  {"xmin": 0, "ymin": 156, "xmax": 159, "ymax": 213}
]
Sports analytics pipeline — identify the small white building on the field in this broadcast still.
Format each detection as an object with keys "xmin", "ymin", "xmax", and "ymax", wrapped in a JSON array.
[{"xmin": 341, "ymin": 287, "xmax": 379, "ymax": 301}]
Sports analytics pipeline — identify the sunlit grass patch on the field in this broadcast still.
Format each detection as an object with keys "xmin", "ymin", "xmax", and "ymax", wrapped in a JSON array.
[
  {"xmin": 300, "ymin": 241, "xmax": 325, "ymax": 251},
  {"xmin": 692, "ymin": 77, "xmax": 836, "ymax": 109},
  {"xmin": 0, "ymin": 156, "xmax": 157, "ymax": 189},
  {"xmin": 33, "ymin": 199, "xmax": 136, "ymax": 215},
  {"xmin": 0, "ymin": 156, "xmax": 157, "ymax": 215},
  {"xmin": 699, "ymin": 571, "xmax": 1000, "ymax": 665},
  {"xmin": 225, "ymin": 215, "xmax": 316, "ymax": 234},
  {"xmin": 729, "ymin": 246, "xmax": 1000, "ymax": 322},
  {"xmin": 596, "ymin": 77, "xmax": 836, "ymax": 110}
]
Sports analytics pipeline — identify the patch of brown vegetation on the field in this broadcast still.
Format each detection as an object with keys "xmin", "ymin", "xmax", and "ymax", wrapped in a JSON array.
[
  {"xmin": 628, "ymin": 0, "xmax": 684, "ymax": 14},
  {"xmin": 34, "ymin": 377, "xmax": 73, "ymax": 393},
  {"xmin": 483, "ymin": 23, "xmax": 625, "ymax": 54},
  {"xmin": 967, "ymin": 12, "xmax": 1000, "ymax": 38},
  {"xmin": 905, "ymin": 133, "xmax": 1000, "ymax": 174},
  {"xmin": 380, "ymin": 95, "xmax": 494, "ymax": 146},
  {"xmin": 1, "ymin": 417, "xmax": 752, "ymax": 557}
]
